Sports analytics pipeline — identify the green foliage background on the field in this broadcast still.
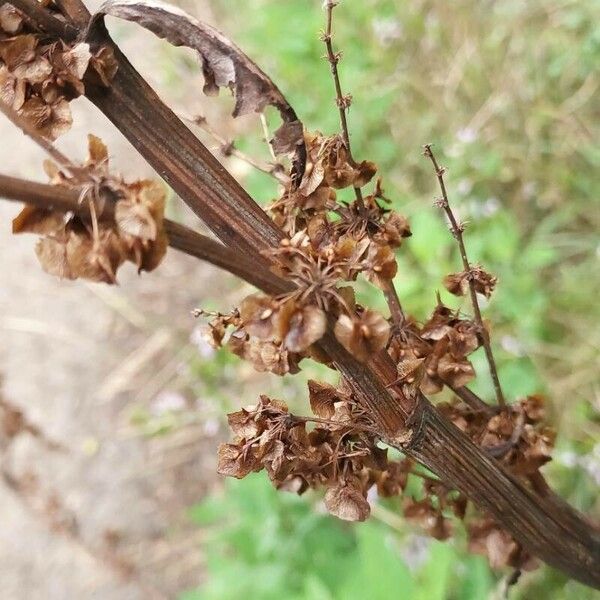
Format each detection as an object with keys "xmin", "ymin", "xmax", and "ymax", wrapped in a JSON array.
[{"xmin": 169, "ymin": 1, "xmax": 600, "ymax": 598}]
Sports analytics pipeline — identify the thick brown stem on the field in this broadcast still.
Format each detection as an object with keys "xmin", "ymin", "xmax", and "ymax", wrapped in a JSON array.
[
  {"xmin": 7, "ymin": 4, "xmax": 600, "ymax": 588},
  {"xmin": 0, "ymin": 174, "xmax": 279, "ymax": 292},
  {"xmin": 407, "ymin": 400, "xmax": 600, "ymax": 588},
  {"xmin": 9, "ymin": 0, "xmax": 78, "ymax": 38},
  {"xmin": 53, "ymin": 0, "xmax": 91, "ymax": 28},
  {"xmin": 84, "ymin": 28, "xmax": 281, "ymax": 263},
  {"xmin": 164, "ymin": 221, "xmax": 282, "ymax": 292}
]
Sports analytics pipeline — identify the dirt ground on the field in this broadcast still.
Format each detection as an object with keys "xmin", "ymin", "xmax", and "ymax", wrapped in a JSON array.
[{"xmin": 0, "ymin": 2, "xmax": 245, "ymax": 598}]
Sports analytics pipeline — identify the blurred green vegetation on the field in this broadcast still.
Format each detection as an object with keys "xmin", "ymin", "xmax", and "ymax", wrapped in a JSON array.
[{"xmin": 167, "ymin": 1, "xmax": 600, "ymax": 598}]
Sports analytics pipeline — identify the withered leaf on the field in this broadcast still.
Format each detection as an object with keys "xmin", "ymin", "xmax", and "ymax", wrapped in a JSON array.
[
  {"xmin": 0, "ymin": 5, "xmax": 24, "ymax": 35},
  {"xmin": 115, "ymin": 198, "xmax": 157, "ymax": 241},
  {"xmin": 216, "ymin": 443, "xmax": 257, "ymax": 479},
  {"xmin": 334, "ymin": 310, "xmax": 390, "ymax": 362},
  {"xmin": 20, "ymin": 96, "xmax": 72, "ymax": 141},
  {"xmin": 239, "ymin": 293, "xmax": 283, "ymax": 340},
  {"xmin": 437, "ymin": 355, "xmax": 475, "ymax": 388},
  {"xmin": 0, "ymin": 34, "xmax": 36, "ymax": 70},
  {"xmin": 283, "ymin": 304, "xmax": 326, "ymax": 352},
  {"xmin": 227, "ymin": 408, "xmax": 260, "ymax": 440},
  {"xmin": 90, "ymin": 0, "xmax": 305, "ymax": 174},
  {"xmin": 12, "ymin": 205, "xmax": 65, "ymax": 235},
  {"xmin": 324, "ymin": 482, "xmax": 370, "ymax": 522},
  {"xmin": 35, "ymin": 233, "xmax": 72, "ymax": 279},
  {"xmin": 444, "ymin": 267, "xmax": 497, "ymax": 299},
  {"xmin": 0, "ymin": 65, "xmax": 26, "ymax": 110},
  {"xmin": 307, "ymin": 380, "xmax": 338, "ymax": 419}
]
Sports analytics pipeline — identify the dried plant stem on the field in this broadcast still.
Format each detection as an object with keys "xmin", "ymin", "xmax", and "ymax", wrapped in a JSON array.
[
  {"xmin": 0, "ymin": 174, "xmax": 280, "ymax": 292},
  {"xmin": 321, "ymin": 0, "xmax": 366, "ymax": 214},
  {"xmin": 54, "ymin": 0, "xmax": 91, "ymax": 28},
  {"xmin": 260, "ymin": 113, "xmax": 277, "ymax": 162},
  {"xmin": 447, "ymin": 383, "xmax": 495, "ymax": 414},
  {"xmin": 423, "ymin": 144, "xmax": 506, "ymax": 408},
  {"xmin": 383, "ymin": 279, "xmax": 405, "ymax": 326},
  {"xmin": 322, "ymin": 0, "xmax": 407, "ymax": 332},
  {"xmin": 0, "ymin": 101, "xmax": 79, "ymax": 177},
  {"xmin": 9, "ymin": 0, "xmax": 78, "ymax": 38},
  {"xmin": 185, "ymin": 113, "xmax": 289, "ymax": 185},
  {"xmin": 10, "ymin": 5, "xmax": 600, "ymax": 587}
]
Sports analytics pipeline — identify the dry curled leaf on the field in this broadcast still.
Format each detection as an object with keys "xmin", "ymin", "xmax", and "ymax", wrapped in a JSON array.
[
  {"xmin": 0, "ymin": 5, "xmax": 24, "ymax": 35},
  {"xmin": 334, "ymin": 309, "xmax": 390, "ymax": 362},
  {"xmin": 324, "ymin": 481, "xmax": 370, "ymax": 522},
  {"xmin": 307, "ymin": 380, "xmax": 338, "ymax": 419},
  {"xmin": 283, "ymin": 304, "xmax": 327, "ymax": 352},
  {"xmin": 12, "ymin": 205, "xmax": 65, "ymax": 235},
  {"xmin": 444, "ymin": 266, "xmax": 497, "ymax": 299},
  {"xmin": 90, "ymin": 0, "xmax": 306, "ymax": 178},
  {"xmin": 0, "ymin": 65, "xmax": 26, "ymax": 110},
  {"xmin": 20, "ymin": 96, "xmax": 72, "ymax": 141}
]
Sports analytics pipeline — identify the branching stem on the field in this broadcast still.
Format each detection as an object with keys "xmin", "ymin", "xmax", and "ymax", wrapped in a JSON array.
[
  {"xmin": 0, "ymin": 101, "xmax": 79, "ymax": 177},
  {"xmin": 423, "ymin": 144, "xmax": 506, "ymax": 408},
  {"xmin": 184, "ymin": 113, "xmax": 289, "ymax": 185},
  {"xmin": 0, "ymin": 173, "xmax": 281, "ymax": 292},
  {"xmin": 321, "ymin": 1, "xmax": 366, "ymax": 214}
]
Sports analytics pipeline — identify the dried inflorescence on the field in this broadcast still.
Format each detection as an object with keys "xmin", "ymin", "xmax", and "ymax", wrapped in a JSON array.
[
  {"xmin": 196, "ymin": 131, "xmax": 412, "ymax": 374},
  {"xmin": 207, "ymin": 122, "xmax": 552, "ymax": 573},
  {"xmin": 12, "ymin": 136, "xmax": 168, "ymax": 282},
  {"xmin": 0, "ymin": 3, "xmax": 117, "ymax": 140},
  {"xmin": 388, "ymin": 300, "xmax": 482, "ymax": 394},
  {"xmin": 2, "ymin": 0, "xmax": 571, "ymax": 581},
  {"xmin": 444, "ymin": 265, "xmax": 497, "ymax": 299},
  {"xmin": 217, "ymin": 393, "xmax": 406, "ymax": 523},
  {"xmin": 439, "ymin": 394, "xmax": 555, "ymax": 477}
]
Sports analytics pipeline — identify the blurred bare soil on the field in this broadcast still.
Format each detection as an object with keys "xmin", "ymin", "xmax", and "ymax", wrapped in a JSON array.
[{"xmin": 0, "ymin": 1, "xmax": 239, "ymax": 598}]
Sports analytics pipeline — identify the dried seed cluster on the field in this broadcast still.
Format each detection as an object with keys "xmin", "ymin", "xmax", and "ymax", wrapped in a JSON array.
[
  {"xmin": 12, "ymin": 136, "xmax": 168, "ymax": 283},
  {"xmin": 204, "ymin": 132, "xmax": 411, "ymax": 372},
  {"xmin": 0, "ymin": 3, "xmax": 117, "ymax": 140},
  {"xmin": 2, "ymin": 0, "xmax": 564, "ymax": 578},
  {"xmin": 206, "ymin": 130, "xmax": 553, "ymax": 573}
]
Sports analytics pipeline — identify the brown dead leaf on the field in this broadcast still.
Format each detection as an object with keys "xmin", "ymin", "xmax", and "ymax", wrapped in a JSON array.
[
  {"xmin": 12, "ymin": 206, "xmax": 65, "ymax": 235},
  {"xmin": 307, "ymin": 380, "xmax": 338, "ymax": 419},
  {"xmin": 90, "ymin": 0, "xmax": 305, "ymax": 175},
  {"xmin": 0, "ymin": 65, "xmax": 26, "ymax": 110},
  {"xmin": 324, "ymin": 481, "xmax": 370, "ymax": 522},
  {"xmin": 0, "ymin": 5, "xmax": 24, "ymax": 35},
  {"xmin": 283, "ymin": 304, "xmax": 326, "ymax": 352}
]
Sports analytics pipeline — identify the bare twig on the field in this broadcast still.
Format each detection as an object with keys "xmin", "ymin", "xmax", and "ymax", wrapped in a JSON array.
[
  {"xmin": 321, "ymin": 1, "xmax": 410, "ymax": 330},
  {"xmin": 383, "ymin": 280, "xmax": 405, "ymax": 327},
  {"xmin": 321, "ymin": 1, "xmax": 367, "ymax": 213},
  {"xmin": 185, "ymin": 113, "xmax": 289, "ymax": 185},
  {"xmin": 423, "ymin": 144, "xmax": 506, "ymax": 408},
  {"xmin": 321, "ymin": 1, "xmax": 353, "ymax": 161},
  {"xmin": 447, "ymin": 383, "xmax": 496, "ymax": 414},
  {"xmin": 0, "ymin": 101, "xmax": 79, "ymax": 177},
  {"xmin": 0, "ymin": 174, "xmax": 283, "ymax": 293}
]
